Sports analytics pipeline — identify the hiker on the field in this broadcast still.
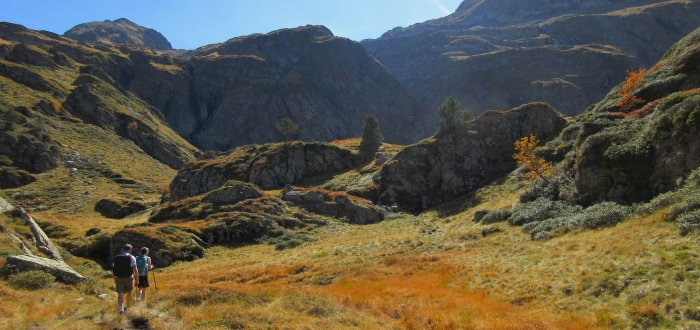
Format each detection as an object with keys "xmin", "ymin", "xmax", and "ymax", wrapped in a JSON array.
[
  {"xmin": 136, "ymin": 247, "xmax": 154, "ymax": 302},
  {"xmin": 112, "ymin": 243, "xmax": 139, "ymax": 314}
]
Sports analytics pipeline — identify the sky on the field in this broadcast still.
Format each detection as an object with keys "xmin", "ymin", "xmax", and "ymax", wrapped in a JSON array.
[{"xmin": 0, "ymin": 0, "xmax": 463, "ymax": 49}]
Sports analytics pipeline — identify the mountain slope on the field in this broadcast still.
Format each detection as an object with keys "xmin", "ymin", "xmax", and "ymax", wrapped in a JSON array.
[
  {"xmin": 0, "ymin": 22, "xmax": 198, "ymax": 172},
  {"xmin": 362, "ymin": 0, "xmax": 700, "ymax": 124},
  {"xmin": 125, "ymin": 26, "xmax": 428, "ymax": 150},
  {"xmin": 63, "ymin": 18, "xmax": 172, "ymax": 50}
]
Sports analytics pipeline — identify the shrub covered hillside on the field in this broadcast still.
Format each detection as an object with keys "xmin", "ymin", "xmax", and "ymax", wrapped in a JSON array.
[{"xmin": 478, "ymin": 26, "xmax": 700, "ymax": 240}]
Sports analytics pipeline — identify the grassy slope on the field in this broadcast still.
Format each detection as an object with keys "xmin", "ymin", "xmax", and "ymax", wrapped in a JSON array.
[{"xmin": 3, "ymin": 169, "xmax": 699, "ymax": 329}]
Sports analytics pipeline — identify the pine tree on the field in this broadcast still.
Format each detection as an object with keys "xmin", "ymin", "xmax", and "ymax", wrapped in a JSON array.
[
  {"xmin": 275, "ymin": 117, "xmax": 298, "ymax": 141},
  {"xmin": 359, "ymin": 113, "xmax": 383, "ymax": 153},
  {"xmin": 436, "ymin": 97, "xmax": 473, "ymax": 136}
]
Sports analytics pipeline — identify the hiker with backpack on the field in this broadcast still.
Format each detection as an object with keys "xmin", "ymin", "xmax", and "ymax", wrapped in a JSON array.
[
  {"xmin": 112, "ymin": 243, "xmax": 139, "ymax": 314},
  {"xmin": 136, "ymin": 247, "xmax": 154, "ymax": 302}
]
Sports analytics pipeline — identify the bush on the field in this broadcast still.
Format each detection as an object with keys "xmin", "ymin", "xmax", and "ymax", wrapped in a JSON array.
[
  {"xmin": 7, "ymin": 270, "xmax": 56, "ymax": 290},
  {"xmin": 678, "ymin": 209, "xmax": 700, "ymax": 236},
  {"xmin": 481, "ymin": 207, "xmax": 512, "ymax": 224},
  {"xmin": 509, "ymin": 198, "xmax": 582, "ymax": 226},
  {"xmin": 527, "ymin": 202, "xmax": 630, "ymax": 239},
  {"xmin": 256, "ymin": 229, "xmax": 317, "ymax": 250}
]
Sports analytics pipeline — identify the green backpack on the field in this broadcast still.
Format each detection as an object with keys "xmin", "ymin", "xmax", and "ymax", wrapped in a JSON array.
[{"xmin": 136, "ymin": 255, "xmax": 149, "ymax": 276}]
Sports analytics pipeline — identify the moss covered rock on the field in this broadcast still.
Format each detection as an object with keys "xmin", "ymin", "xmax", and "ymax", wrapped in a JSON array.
[{"xmin": 378, "ymin": 103, "xmax": 568, "ymax": 212}]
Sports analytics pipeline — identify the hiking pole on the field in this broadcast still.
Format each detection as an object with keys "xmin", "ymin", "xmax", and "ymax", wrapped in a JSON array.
[{"xmin": 152, "ymin": 268, "xmax": 158, "ymax": 293}]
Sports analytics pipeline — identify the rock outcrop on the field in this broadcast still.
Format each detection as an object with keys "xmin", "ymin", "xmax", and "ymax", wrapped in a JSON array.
[
  {"xmin": 0, "ymin": 23, "xmax": 199, "ymax": 169},
  {"xmin": 64, "ymin": 18, "xmax": 172, "ymax": 50},
  {"xmin": 169, "ymin": 141, "xmax": 362, "ymax": 201},
  {"xmin": 377, "ymin": 103, "xmax": 568, "ymax": 211},
  {"xmin": 18, "ymin": 206, "xmax": 63, "ymax": 261},
  {"xmin": 126, "ymin": 25, "xmax": 427, "ymax": 150},
  {"xmin": 362, "ymin": 0, "xmax": 700, "ymax": 124},
  {"xmin": 110, "ymin": 225, "xmax": 205, "ymax": 268},
  {"xmin": 568, "ymin": 26, "xmax": 700, "ymax": 206},
  {"xmin": 0, "ymin": 106, "xmax": 61, "ymax": 189},
  {"xmin": 0, "ymin": 197, "xmax": 13, "ymax": 213},
  {"xmin": 94, "ymin": 198, "xmax": 148, "ymax": 219},
  {"xmin": 5, "ymin": 255, "xmax": 85, "ymax": 284},
  {"xmin": 282, "ymin": 186, "xmax": 384, "ymax": 224},
  {"xmin": 202, "ymin": 181, "xmax": 264, "ymax": 205}
]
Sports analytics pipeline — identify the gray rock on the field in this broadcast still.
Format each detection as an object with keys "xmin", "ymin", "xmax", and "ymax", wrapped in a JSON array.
[
  {"xmin": 94, "ymin": 198, "xmax": 147, "ymax": 219},
  {"xmin": 202, "ymin": 181, "xmax": 263, "ymax": 205},
  {"xmin": 378, "ymin": 103, "xmax": 568, "ymax": 212},
  {"xmin": 18, "ymin": 206, "xmax": 63, "ymax": 261},
  {"xmin": 5, "ymin": 255, "xmax": 85, "ymax": 284},
  {"xmin": 0, "ymin": 197, "xmax": 13, "ymax": 214},
  {"xmin": 375, "ymin": 153, "xmax": 392, "ymax": 166},
  {"xmin": 303, "ymin": 190, "xmax": 329, "ymax": 203},
  {"xmin": 283, "ymin": 190, "xmax": 305, "ymax": 203},
  {"xmin": 6, "ymin": 232, "xmax": 33, "ymax": 255}
]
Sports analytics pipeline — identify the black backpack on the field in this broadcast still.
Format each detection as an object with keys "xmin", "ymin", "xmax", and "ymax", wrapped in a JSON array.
[{"xmin": 113, "ymin": 254, "xmax": 133, "ymax": 277}]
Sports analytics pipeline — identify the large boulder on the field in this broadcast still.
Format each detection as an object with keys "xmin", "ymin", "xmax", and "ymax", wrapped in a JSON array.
[
  {"xmin": 110, "ymin": 226, "xmax": 205, "ymax": 268},
  {"xmin": 571, "ymin": 26, "xmax": 700, "ymax": 206},
  {"xmin": 5, "ymin": 255, "xmax": 85, "ymax": 284},
  {"xmin": 202, "ymin": 181, "xmax": 263, "ymax": 205},
  {"xmin": 95, "ymin": 198, "xmax": 147, "ymax": 219},
  {"xmin": 0, "ymin": 197, "xmax": 13, "ymax": 214},
  {"xmin": 282, "ymin": 186, "xmax": 383, "ymax": 224},
  {"xmin": 169, "ymin": 141, "xmax": 362, "ymax": 201},
  {"xmin": 377, "ymin": 103, "xmax": 568, "ymax": 212}
]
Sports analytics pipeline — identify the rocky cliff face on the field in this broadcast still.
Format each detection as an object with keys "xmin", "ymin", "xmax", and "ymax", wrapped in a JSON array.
[
  {"xmin": 64, "ymin": 18, "xmax": 172, "ymax": 50},
  {"xmin": 569, "ymin": 26, "xmax": 700, "ymax": 206},
  {"xmin": 377, "ymin": 103, "xmax": 568, "ymax": 212},
  {"xmin": 122, "ymin": 26, "xmax": 427, "ymax": 150},
  {"xmin": 169, "ymin": 141, "xmax": 363, "ymax": 201},
  {"xmin": 0, "ymin": 22, "xmax": 198, "ymax": 169},
  {"xmin": 363, "ymin": 0, "xmax": 700, "ymax": 125}
]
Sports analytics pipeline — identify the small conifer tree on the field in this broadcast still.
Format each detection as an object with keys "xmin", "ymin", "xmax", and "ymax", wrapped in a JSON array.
[
  {"xmin": 359, "ymin": 113, "xmax": 383, "ymax": 153},
  {"xmin": 436, "ymin": 97, "xmax": 473, "ymax": 136},
  {"xmin": 275, "ymin": 117, "xmax": 298, "ymax": 141}
]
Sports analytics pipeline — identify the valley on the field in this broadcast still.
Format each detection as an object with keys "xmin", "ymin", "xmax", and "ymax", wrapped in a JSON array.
[{"xmin": 2, "ymin": 1, "xmax": 700, "ymax": 329}]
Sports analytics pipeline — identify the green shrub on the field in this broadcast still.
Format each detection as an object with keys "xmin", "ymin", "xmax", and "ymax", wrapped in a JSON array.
[
  {"xmin": 481, "ymin": 207, "xmax": 512, "ymax": 224},
  {"xmin": 678, "ymin": 209, "xmax": 700, "ymax": 236},
  {"xmin": 509, "ymin": 198, "xmax": 582, "ymax": 226},
  {"xmin": 256, "ymin": 229, "xmax": 317, "ymax": 250},
  {"xmin": 527, "ymin": 202, "xmax": 630, "ymax": 240},
  {"xmin": 7, "ymin": 270, "xmax": 56, "ymax": 290}
]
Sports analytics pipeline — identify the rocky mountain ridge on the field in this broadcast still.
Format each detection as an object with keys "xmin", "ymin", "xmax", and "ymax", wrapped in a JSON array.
[
  {"xmin": 63, "ymin": 18, "xmax": 172, "ymax": 50},
  {"xmin": 363, "ymin": 0, "xmax": 700, "ymax": 126}
]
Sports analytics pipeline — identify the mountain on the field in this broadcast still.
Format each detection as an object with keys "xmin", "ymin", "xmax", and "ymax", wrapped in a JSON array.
[
  {"xmin": 63, "ymin": 18, "xmax": 172, "ymax": 50},
  {"xmin": 362, "ymin": 0, "xmax": 700, "ymax": 125},
  {"xmin": 0, "ymin": 22, "xmax": 198, "ymax": 174},
  {"xmin": 112, "ymin": 25, "xmax": 428, "ymax": 150}
]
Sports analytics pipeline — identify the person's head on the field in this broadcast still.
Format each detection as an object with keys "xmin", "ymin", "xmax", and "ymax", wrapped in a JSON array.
[
  {"xmin": 122, "ymin": 244, "xmax": 132, "ymax": 252},
  {"xmin": 141, "ymin": 247, "xmax": 149, "ymax": 255}
]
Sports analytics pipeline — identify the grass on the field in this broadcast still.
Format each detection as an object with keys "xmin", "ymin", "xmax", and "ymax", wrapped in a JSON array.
[{"xmin": 3, "ymin": 164, "xmax": 700, "ymax": 328}]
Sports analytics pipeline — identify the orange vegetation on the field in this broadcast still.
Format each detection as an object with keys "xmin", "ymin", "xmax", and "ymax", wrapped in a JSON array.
[{"xmin": 616, "ymin": 69, "xmax": 646, "ymax": 112}]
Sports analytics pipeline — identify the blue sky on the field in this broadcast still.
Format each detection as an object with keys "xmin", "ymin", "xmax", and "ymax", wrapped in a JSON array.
[{"xmin": 0, "ymin": 0, "xmax": 463, "ymax": 49}]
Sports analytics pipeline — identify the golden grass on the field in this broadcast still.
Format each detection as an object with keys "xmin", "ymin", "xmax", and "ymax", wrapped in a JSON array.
[{"xmin": 3, "ymin": 160, "xmax": 700, "ymax": 328}]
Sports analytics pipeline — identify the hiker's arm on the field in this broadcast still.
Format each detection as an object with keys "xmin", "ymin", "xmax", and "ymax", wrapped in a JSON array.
[
  {"xmin": 133, "ymin": 265, "xmax": 139, "ymax": 285},
  {"xmin": 148, "ymin": 257, "xmax": 153, "ymax": 270}
]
